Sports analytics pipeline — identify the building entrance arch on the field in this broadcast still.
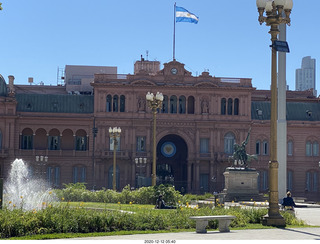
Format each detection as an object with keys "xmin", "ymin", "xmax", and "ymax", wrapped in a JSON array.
[{"xmin": 157, "ymin": 134, "xmax": 188, "ymax": 193}]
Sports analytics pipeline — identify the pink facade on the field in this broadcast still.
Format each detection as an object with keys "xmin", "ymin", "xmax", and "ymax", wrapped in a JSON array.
[{"xmin": 0, "ymin": 60, "xmax": 319, "ymax": 201}]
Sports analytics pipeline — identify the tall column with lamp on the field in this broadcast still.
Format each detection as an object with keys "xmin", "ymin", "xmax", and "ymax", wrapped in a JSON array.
[
  {"xmin": 256, "ymin": 0, "xmax": 293, "ymax": 227},
  {"xmin": 146, "ymin": 92, "xmax": 164, "ymax": 186},
  {"xmin": 109, "ymin": 127, "xmax": 121, "ymax": 191}
]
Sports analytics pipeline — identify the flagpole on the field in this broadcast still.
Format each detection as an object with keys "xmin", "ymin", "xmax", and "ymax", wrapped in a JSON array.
[{"xmin": 173, "ymin": 2, "xmax": 176, "ymax": 61}]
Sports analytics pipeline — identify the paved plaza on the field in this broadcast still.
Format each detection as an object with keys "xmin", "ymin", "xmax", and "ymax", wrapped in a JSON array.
[{"xmin": 63, "ymin": 205, "xmax": 320, "ymax": 241}]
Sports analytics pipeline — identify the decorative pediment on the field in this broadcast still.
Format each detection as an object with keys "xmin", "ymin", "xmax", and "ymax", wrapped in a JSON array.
[{"xmin": 160, "ymin": 60, "xmax": 192, "ymax": 77}]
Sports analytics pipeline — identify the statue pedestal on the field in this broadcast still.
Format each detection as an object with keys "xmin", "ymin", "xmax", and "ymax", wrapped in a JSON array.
[{"xmin": 222, "ymin": 167, "xmax": 262, "ymax": 202}]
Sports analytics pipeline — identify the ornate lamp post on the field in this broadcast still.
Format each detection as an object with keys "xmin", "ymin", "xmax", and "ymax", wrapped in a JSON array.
[
  {"xmin": 109, "ymin": 127, "xmax": 121, "ymax": 191},
  {"xmin": 256, "ymin": 0, "xmax": 293, "ymax": 227},
  {"xmin": 146, "ymin": 92, "xmax": 164, "ymax": 186}
]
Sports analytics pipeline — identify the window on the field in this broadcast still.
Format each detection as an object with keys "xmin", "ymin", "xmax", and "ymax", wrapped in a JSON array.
[
  {"xmin": 0, "ymin": 130, "xmax": 2, "ymax": 149},
  {"xmin": 170, "ymin": 95, "xmax": 177, "ymax": 114},
  {"xmin": 224, "ymin": 132, "xmax": 235, "ymax": 154},
  {"xmin": 288, "ymin": 140, "xmax": 293, "ymax": 156},
  {"xmin": 120, "ymin": 95, "xmax": 125, "ymax": 112},
  {"xmin": 106, "ymin": 95, "xmax": 112, "ymax": 112},
  {"xmin": 110, "ymin": 136, "xmax": 120, "ymax": 151},
  {"xmin": 306, "ymin": 171, "xmax": 318, "ymax": 192},
  {"xmin": 306, "ymin": 141, "xmax": 312, "ymax": 156},
  {"xmin": 179, "ymin": 96, "xmax": 186, "ymax": 114},
  {"xmin": 136, "ymin": 136, "xmax": 146, "ymax": 152},
  {"xmin": 306, "ymin": 141, "xmax": 318, "ymax": 156},
  {"xmin": 73, "ymin": 166, "xmax": 86, "ymax": 183},
  {"xmin": 200, "ymin": 174, "xmax": 209, "ymax": 193},
  {"xmin": 48, "ymin": 136, "xmax": 60, "ymax": 150},
  {"xmin": 258, "ymin": 170, "xmax": 268, "ymax": 191},
  {"xmin": 221, "ymin": 98, "xmax": 226, "ymax": 115},
  {"xmin": 21, "ymin": 135, "xmax": 33, "ymax": 150},
  {"xmin": 113, "ymin": 95, "xmax": 118, "ymax": 112},
  {"xmin": 187, "ymin": 96, "xmax": 195, "ymax": 114},
  {"xmin": 47, "ymin": 166, "xmax": 60, "ymax": 187},
  {"xmin": 263, "ymin": 140, "xmax": 268, "ymax": 155},
  {"xmin": 234, "ymin": 98, "xmax": 239, "ymax": 115},
  {"xmin": 161, "ymin": 95, "xmax": 168, "ymax": 113},
  {"xmin": 255, "ymin": 140, "xmax": 261, "ymax": 155},
  {"xmin": 313, "ymin": 141, "xmax": 319, "ymax": 156},
  {"xmin": 227, "ymin": 98, "xmax": 233, "ymax": 115},
  {"xmin": 200, "ymin": 138, "xmax": 209, "ymax": 154},
  {"xmin": 76, "ymin": 136, "xmax": 87, "ymax": 151}
]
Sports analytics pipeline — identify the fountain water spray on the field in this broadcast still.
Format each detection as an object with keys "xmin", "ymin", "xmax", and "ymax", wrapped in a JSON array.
[{"xmin": 4, "ymin": 158, "xmax": 57, "ymax": 211}]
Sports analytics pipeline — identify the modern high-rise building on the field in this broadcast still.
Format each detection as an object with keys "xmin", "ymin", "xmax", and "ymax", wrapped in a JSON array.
[{"xmin": 295, "ymin": 56, "xmax": 316, "ymax": 96}]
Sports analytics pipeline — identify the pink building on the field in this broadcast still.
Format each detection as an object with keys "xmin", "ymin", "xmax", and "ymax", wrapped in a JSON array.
[{"xmin": 0, "ymin": 59, "xmax": 319, "ymax": 201}]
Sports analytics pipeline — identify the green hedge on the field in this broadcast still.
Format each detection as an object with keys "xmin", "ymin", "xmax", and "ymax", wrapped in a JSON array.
[
  {"xmin": 0, "ymin": 203, "xmax": 305, "ymax": 239},
  {"xmin": 54, "ymin": 183, "xmax": 186, "ymax": 205}
]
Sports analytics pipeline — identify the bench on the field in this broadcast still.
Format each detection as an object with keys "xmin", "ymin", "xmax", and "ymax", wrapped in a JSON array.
[{"xmin": 189, "ymin": 215, "xmax": 236, "ymax": 233}]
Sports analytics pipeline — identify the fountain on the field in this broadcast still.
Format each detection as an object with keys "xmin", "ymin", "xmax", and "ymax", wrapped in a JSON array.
[{"xmin": 3, "ymin": 158, "xmax": 58, "ymax": 211}]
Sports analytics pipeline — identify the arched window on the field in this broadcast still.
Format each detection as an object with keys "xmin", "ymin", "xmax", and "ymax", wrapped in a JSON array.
[
  {"xmin": 187, "ymin": 96, "xmax": 195, "ymax": 114},
  {"xmin": 313, "ymin": 141, "xmax": 319, "ymax": 156},
  {"xmin": 306, "ymin": 141, "xmax": 312, "ymax": 156},
  {"xmin": 48, "ymin": 129, "xmax": 60, "ymax": 151},
  {"xmin": 224, "ymin": 132, "xmax": 235, "ymax": 154},
  {"xmin": 75, "ymin": 129, "xmax": 87, "ymax": 151},
  {"xmin": 255, "ymin": 140, "xmax": 261, "ymax": 155},
  {"xmin": 161, "ymin": 95, "xmax": 168, "ymax": 113},
  {"xmin": 287, "ymin": 140, "xmax": 293, "ymax": 156},
  {"xmin": 263, "ymin": 140, "xmax": 268, "ymax": 155},
  {"xmin": 106, "ymin": 95, "xmax": 112, "ymax": 112},
  {"xmin": 170, "ymin": 95, "xmax": 177, "ymax": 114},
  {"xmin": 20, "ymin": 128, "xmax": 34, "ymax": 150},
  {"xmin": 120, "ymin": 95, "xmax": 125, "ymax": 112},
  {"xmin": 234, "ymin": 98, "xmax": 239, "ymax": 115},
  {"xmin": 221, "ymin": 98, "xmax": 226, "ymax": 115},
  {"xmin": 179, "ymin": 96, "xmax": 186, "ymax": 114},
  {"xmin": 113, "ymin": 95, "xmax": 119, "ymax": 112},
  {"xmin": 227, "ymin": 98, "xmax": 233, "ymax": 115}
]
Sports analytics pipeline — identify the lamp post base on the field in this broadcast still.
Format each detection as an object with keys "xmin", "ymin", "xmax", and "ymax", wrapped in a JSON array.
[{"xmin": 262, "ymin": 214, "xmax": 286, "ymax": 227}]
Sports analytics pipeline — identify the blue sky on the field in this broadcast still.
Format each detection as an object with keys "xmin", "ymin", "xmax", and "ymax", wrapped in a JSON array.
[{"xmin": 0, "ymin": 0, "xmax": 319, "ymax": 93}]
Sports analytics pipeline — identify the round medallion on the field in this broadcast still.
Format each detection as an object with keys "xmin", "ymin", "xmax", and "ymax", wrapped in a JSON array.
[
  {"xmin": 161, "ymin": 142, "xmax": 176, "ymax": 158},
  {"xmin": 171, "ymin": 68, "xmax": 178, "ymax": 75}
]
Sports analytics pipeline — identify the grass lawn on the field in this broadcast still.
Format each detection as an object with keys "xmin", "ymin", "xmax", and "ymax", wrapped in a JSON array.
[{"xmin": 2, "ymin": 201, "xmax": 312, "ymax": 240}]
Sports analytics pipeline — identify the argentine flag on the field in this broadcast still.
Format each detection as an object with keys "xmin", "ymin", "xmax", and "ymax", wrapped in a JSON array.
[{"xmin": 176, "ymin": 6, "xmax": 199, "ymax": 24}]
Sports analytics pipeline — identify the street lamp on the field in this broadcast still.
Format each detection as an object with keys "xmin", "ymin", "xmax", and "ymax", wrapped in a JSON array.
[
  {"xmin": 256, "ymin": 0, "xmax": 293, "ymax": 227},
  {"xmin": 146, "ymin": 92, "xmax": 164, "ymax": 186},
  {"xmin": 135, "ymin": 157, "xmax": 147, "ymax": 188},
  {"xmin": 109, "ymin": 127, "xmax": 121, "ymax": 191}
]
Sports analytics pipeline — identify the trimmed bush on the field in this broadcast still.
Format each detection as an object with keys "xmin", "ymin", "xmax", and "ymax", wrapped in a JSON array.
[{"xmin": 55, "ymin": 183, "xmax": 186, "ymax": 206}]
